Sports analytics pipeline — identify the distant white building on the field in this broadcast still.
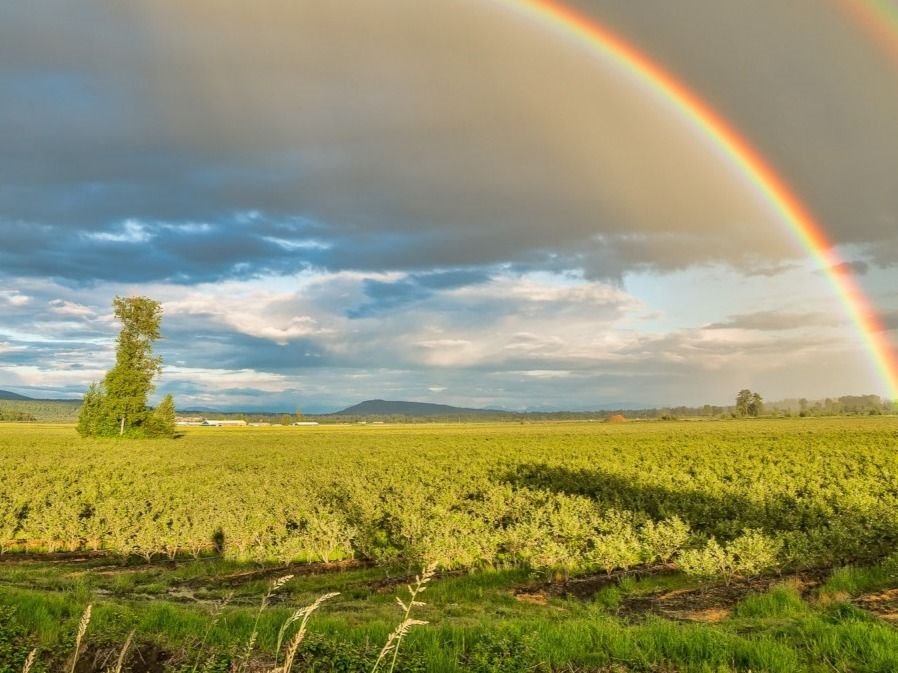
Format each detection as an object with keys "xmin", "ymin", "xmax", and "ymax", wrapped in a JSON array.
[
  {"xmin": 202, "ymin": 419, "xmax": 247, "ymax": 427},
  {"xmin": 175, "ymin": 416, "xmax": 205, "ymax": 426}
]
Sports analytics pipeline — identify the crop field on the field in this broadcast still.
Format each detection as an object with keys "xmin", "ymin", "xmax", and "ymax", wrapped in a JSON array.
[{"xmin": 2, "ymin": 418, "xmax": 898, "ymax": 672}]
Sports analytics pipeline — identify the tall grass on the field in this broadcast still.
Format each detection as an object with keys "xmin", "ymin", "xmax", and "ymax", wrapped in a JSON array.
[
  {"xmin": 67, "ymin": 603, "xmax": 91, "ymax": 673},
  {"xmin": 273, "ymin": 592, "xmax": 339, "ymax": 673},
  {"xmin": 372, "ymin": 565, "xmax": 434, "ymax": 673},
  {"xmin": 235, "ymin": 574, "xmax": 294, "ymax": 673}
]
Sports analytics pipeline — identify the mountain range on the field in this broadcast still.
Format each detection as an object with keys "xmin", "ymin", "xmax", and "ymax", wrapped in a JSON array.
[
  {"xmin": 0, "ymin": 389, "xmax": 36, "ymax": 401},
  {"xmin": 0, "ymin": 389, "xmax": 78, "ymax": 402},
  {"xmin": 0, "ymin": 391, "xmax": 676, "ymax": 417},
  {"xmin": 330, "ymin": 399, "xmax": 502, "ymax": 417}
]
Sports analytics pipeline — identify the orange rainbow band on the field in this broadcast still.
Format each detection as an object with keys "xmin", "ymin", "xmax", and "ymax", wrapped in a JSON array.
[
  {"xmin": 498, "ymin": 0, "xmax": 898, "ymax": 399},
  {"xmin": 837, "ymin": 0, "xmax": 898, "ymax": 63}
]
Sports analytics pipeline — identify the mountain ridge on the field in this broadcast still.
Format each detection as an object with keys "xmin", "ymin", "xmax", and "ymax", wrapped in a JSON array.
[
  {"xmin": 331, "ymin": 399, "xmax": 499, "ymax": 417},
  {"xmin": 0, "ymin": 389, "xmax": 83, "ymax": 403},
  {"xmin": 0, "ymin": 389, "xmax": 33, "ymax": 401}
]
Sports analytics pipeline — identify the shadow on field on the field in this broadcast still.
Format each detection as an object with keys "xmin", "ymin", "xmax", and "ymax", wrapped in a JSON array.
[{"xmin": 499, "ymin": 463, "xmax": 898, "ymax": 561}]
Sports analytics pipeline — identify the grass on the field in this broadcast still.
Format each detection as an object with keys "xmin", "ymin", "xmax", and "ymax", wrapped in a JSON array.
[
  {"xmin": 3, "ymin": 557, "xmax": 898, "ymax": 672},
  {"xmin": 820, "ymin": 557, "xmax": 898, "ymax": 599},
  {"xmin": 732, "ymin": 583, "xmax": 809, "ymax": 620}
]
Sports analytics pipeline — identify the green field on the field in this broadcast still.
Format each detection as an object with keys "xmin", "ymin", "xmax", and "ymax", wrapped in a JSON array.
[{"xmin": 3, "ymin": 418, "xmax": 898, "ymax": 672}]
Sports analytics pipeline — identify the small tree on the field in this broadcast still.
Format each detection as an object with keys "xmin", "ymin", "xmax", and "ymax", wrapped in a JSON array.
[
  {"xmin": 145, "ymin": 394, "xmax": 176, "ymax": 437},
  {"xmin": 78, "ymin": 296, "xmax": 175, "ymax": 438},
  {"xmin": 76, "ymin": 382, "xmax": 115, "ymax": 437}
]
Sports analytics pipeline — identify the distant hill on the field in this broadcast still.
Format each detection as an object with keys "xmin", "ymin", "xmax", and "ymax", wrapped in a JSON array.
[
  {"xmin": 0, "ymin": 389, "xmax": 32, "ymax": 401},
  {"xmin": 332, "ymin": 399, "xmax": 501, "ymax": 418},
  {"xmin": 0, "ymin": 390, "xmax": 82, "ymax": 422}
]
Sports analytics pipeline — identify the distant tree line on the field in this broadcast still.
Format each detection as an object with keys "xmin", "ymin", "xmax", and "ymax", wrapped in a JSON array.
[
  {"xmin": 0, "ymin": 400, "xmax": 80, "ymax": 422},
  {"xmin": 765, "ymin": 394, "xmax": 893, "ymax": 418},
  {"xmin": 0, "ymin": 408, "xmax": 36, "ymax": 422},
  {"xmin": 207, "ymin": 396, "xmax": 894, "ymax": 424},
  {"xmin": 13, "ymin": 394, "xmax": 896, "ymax": 425}
]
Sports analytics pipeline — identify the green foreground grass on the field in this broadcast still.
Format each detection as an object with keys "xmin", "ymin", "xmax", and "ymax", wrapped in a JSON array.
[
  {"xmin": 2, "ymin": 555, "xmax": 898, "ymax": 672},
  {"xmin": 3, "ymin": 418, "xmax": 898, "ymax": 671}
]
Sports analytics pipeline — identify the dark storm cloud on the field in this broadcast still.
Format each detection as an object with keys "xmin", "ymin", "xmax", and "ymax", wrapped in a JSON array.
[
  {"xmin": 576, "ymin": 0, "xmax": 898, "ymax": 260},
  {"xmin": 158, "ymin": 323, "xmax": 332, "ymax": 372},
  {"xmin": 347, "ymin": 269, "xmax": 491, "ymax": 318},
  {"xmin": 6, "ymin": 0, "xmax": 867, "ymax": 287},
  {"xmin": 0, "ymin": 217, "xmax": 327, "ymax": 283}
]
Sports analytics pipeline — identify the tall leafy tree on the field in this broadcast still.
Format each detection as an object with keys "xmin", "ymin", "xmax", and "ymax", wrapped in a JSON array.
[
  {"xmin": 748, "ymin": 392, "xmax": 764, "ymax": 418},
  {"xmin": 735, "ymin": 389, "xmax": 752, "ymax": 417},
  {"xmin": 77, "ymin": 296, "xmax": 175, "ymax": 437},
  {"xmin": 735, "ymin": 389, "xmax": 763, "ymax": 418}
]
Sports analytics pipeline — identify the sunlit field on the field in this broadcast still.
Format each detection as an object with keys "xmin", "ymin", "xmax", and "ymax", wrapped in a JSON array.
[{"xmin": 3, "ymin": 418, "xmax": 898, "ymax": 671}]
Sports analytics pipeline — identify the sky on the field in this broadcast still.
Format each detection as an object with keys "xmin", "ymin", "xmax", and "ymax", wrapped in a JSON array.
[{"xmin": 1, "ymin": 0, "xmax": 897, "ymax": 412}]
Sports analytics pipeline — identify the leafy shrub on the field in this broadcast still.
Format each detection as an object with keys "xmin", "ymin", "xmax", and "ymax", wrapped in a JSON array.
[
  {"xmin": 639, "ymin": 516, "xmax": 691, "ymax": 563},
  {"xmin": 459, "ymin": 631, "xmax": 546, "ymax": 673},
  {"xmin": 0, "ymin": 606, "xmax": 41, "ymax": 673},
  {"xmin": 679, "ymin": 530, "xmax": 781, "ymax": 582},
  {"xmin": 678, "ymin": 538, "xmax": 730, "ymax": 579},
  {"xmin": 727, "ymin": 529, "xmax": 782, "ymax": 576}
]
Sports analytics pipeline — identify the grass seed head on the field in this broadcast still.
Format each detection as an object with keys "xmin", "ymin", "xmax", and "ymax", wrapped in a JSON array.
[
  {"xmin": 21, "ymin": 649, "xmax": 37, "ymax": 673},
  {"xmin": 68, "ymin": 604, "xmax": 92, "ymax": 673},
  {"xmin": 276, "ymin": 592, "xmax": 339, "ymax": 673}
]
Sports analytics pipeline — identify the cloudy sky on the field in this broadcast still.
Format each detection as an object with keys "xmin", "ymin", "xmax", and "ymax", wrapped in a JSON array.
[{"xmin": 2, "ymin": 0, "xmax": 897, "ymax": 411}]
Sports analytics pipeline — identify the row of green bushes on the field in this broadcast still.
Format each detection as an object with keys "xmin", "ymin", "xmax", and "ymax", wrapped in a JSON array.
[{"xmin": 4, "ymin": 419, "xmax": 898, "ymax": 580}]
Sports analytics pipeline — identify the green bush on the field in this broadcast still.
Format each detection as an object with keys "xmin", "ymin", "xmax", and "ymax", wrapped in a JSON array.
[{"xmin": 678, "ymin": 530, "xmax": 781, "ymax": 582}]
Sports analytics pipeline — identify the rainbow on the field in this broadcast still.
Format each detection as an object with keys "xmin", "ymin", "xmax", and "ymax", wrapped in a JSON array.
[
  {"xmin": 498, "ymin": 0, "xmax": 898, "ymax": 399},
  {"xmin": 838, "ymin": 0, "xmax": 898, "ymax": 63}
]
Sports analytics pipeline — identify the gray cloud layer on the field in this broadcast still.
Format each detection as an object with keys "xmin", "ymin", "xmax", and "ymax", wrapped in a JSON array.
[
  {"xmin": 578, "ymin": 0, "xmax": 898, "ymax": 252},
  {"xmin": 8, "ymin": 0, "xmax": 893, "ymax": 288}
]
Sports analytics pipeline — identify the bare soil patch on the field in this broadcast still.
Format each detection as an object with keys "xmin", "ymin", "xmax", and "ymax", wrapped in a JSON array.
[
  {"xmin": 75, "ymin": 643, "xmax": 171, "ymax": 673},
  {"xmin": 514, "ymin": 563, "xmax": 678, "ymax": 603},
  {"xmin": 515, "ymin": 567, "xmax": 830, "ymax": 623},
  {"xmin": 0, "ymin": 549, "xmax": 109, "ymax": 564},
  {"xmin": 210, "ymin": 558, "xmax": 369, "ymax": 587},
  {"xmin": 855, "ymin": 587, "xmax": 898, "ymax": 621},
  {"xmin": 619, "ymin": 570, "xmax": 827, "ymax": 623}
]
